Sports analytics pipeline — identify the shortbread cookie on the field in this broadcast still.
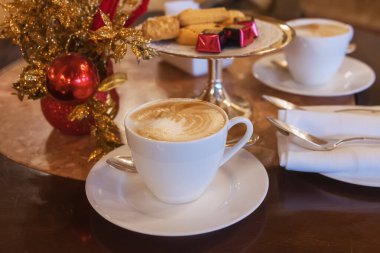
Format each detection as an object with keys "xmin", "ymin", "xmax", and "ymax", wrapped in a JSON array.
[
  {"xmin": 178, "ymin": 7, "xmax": 229, "ymax": 26},
  {"xmin": 176, "ymin": 23, "xmax": 222, "ymax": 45},
  {"xmin": 141, "ymin": 15, "xmax": 180, "ymax": 41},
  {"xmin": 221, "ymin": 10, "xmax": 246, "ymax": 26}
]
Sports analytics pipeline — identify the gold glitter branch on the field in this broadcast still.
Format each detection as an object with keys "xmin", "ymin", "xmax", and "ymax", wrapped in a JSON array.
[
  {"xmin": 13, "ymin": 65, "xmax": 48, "ymax": 100},
  {"xmin": 68, "ymin": 94, "xmax": 122, "ymax": 162},
  {"xmin": 0, "ymin": 0, "xmax": 100, "ymax": 99},
  {"xmin": 88, "ymin": 96, "xmax": 122, "ymax": 161},
  {"xmin": 90, "ymin": 10, "xmax": 157, "ymax": 62},
  {"xmin": 0, "ymin": 0, "xmax": 98, "ymax": 65}
]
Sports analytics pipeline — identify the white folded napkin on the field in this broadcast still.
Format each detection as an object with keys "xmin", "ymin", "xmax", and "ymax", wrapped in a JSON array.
[{"xmin": 277, "ymin": 107, "xmax": 380, "ymax": 173}]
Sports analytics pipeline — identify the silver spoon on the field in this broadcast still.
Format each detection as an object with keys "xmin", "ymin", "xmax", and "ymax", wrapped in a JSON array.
[
  {"xmin": 270, "ymin": 59, "xmax": 288, "ymax": 71},
  {"xmin": 262, "ymin": 95, "xmax": 380, "ymax": 113},
  {"xmin": 106, "ymin": 155, "xmax": 137, "ymax": 173},
  {"xmin": 266, "ymin": 116, "xmax": 380, "ymax": 151},
  {"xmin": 227, "ymin": 133, "xmax": 259, "ymax": 148},
  {"xmin": 262, "ymin": 95, "xmax": 300, "ymax": 110},
  {"xmin": 106, "ymin": 134, "xmax": 260, "ymax": 172}
]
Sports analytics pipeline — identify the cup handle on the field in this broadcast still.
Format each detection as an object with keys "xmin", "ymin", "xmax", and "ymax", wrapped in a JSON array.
[
  {"xmin": 219, "ymin": 117, "xmax": 254, "ymax": 167},
  {"xmin": 346, "ymin": 43, "xmax": 356, "ymax": 54}
]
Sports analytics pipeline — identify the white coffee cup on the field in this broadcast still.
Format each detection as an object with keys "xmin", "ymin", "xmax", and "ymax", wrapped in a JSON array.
[
  {"xmin": 284, "ymin": 18, "xmax": 353, "ymax": 86},
  {"xmin": 124, "ymin": 98, "xmax": 253, "ymax": 204}
]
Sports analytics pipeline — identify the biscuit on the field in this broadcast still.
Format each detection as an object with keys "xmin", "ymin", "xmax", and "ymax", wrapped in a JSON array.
[
  {"xmin": 176, "ymin": 23, "xmax": 222, "ymax": 45},
  {"xmin": 221, "ymin": 10, "xmax": 246, "ymax": 26},
  {"xmin": 178, "ymin": 7, "xmax": 229, "ymax": 26},
  {"xmin": 141, "ymin": 16, "xmax": 180, "ymax": 41}
]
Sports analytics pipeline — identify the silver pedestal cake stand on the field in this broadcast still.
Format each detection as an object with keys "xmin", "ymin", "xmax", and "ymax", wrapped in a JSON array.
[{"xmin": 150, "ymin": 18, "xmax": 294, "ymax": 118}]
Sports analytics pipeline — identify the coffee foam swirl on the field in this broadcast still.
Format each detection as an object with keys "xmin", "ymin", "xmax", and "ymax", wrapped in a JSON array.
[
  {"xmin": 295, "ymin": 23, "xmax": 349, "ymax": 37},
  {"xmin": 128, "ymin": 100, "xmax": 226, "ymax": 142}
]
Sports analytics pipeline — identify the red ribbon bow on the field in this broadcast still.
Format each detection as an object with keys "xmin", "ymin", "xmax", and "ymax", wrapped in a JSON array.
[{"xmin": 91, "ymin": 0, "xmax": 150, "ymax": 30}]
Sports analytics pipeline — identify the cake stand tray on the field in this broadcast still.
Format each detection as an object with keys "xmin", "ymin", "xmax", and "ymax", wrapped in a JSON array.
[{"xmin": 150, "ymin": 17, "xmax": 294, "ymax": 118}]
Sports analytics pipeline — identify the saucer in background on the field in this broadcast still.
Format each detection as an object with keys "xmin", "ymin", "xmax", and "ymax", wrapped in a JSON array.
[{"xmin": 252, "ymin": 52, "xmax": 375, "ymax": 97}]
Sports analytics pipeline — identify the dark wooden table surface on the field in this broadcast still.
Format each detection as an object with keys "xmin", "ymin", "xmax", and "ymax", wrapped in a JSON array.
[{"xmin": 1, "ymin": 5, "xmax": 380, "ymax": 253}]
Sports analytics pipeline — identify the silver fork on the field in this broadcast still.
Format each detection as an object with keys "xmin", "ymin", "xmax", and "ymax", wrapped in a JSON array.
[{"xmin": 267, "ymin": 116, "xmax": 380, "ymax": 151}]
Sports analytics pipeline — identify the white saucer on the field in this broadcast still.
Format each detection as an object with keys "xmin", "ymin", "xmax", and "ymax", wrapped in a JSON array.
[
  {"xmin": 252, "ymin": 52, "xmax": 375, "ymax": 97},
  {"xmin": 85, "ymin": 146, "xmax": 269, "ymax": 236}
]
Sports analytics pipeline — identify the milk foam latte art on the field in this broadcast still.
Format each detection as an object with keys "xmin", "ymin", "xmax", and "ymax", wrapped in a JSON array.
[
  {"xmin": 128, "ymin": 100, "xmax": 227, "ymax": 142},
  {"xmin": 294, "ymin": 23, "xmax": 349, "ymax": 37}
]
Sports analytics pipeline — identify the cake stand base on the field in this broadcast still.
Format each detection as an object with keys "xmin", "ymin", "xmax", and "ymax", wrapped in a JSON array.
[{"xmin": 197, "ymin": 58, "xmax": 252, "ymax": 118}]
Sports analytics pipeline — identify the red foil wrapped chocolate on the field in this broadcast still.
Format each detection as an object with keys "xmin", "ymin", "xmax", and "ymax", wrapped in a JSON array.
[
  {"xmin": 224, "ymin": 24, "xmax": 254, "ymax": 48},
  {"xmin": 196, "ymin": 29, "xmax": 226, "ymax": 53},
  {"xmin": 235, "ymin": 16, "xmax": 259, "ymax": 38}
]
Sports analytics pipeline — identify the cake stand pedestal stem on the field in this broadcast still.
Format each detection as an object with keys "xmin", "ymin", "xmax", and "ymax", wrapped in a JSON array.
[{"xmin": 198, "ymin": 58, "xmax": 252, "ymax": 118}]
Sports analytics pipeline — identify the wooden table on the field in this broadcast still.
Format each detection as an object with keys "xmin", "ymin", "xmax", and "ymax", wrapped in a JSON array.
[
  {"xmin": 0, "ymin": 53, "xmax": 355, "ymax": 180},
  {"xmin": 1, "ymin": 15, "xmax": 380, "ymax": 253}
]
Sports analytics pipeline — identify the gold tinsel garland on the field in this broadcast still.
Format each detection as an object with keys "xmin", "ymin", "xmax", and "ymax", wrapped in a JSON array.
[{"xmin": 0, "ymin": 0, "xmax": 157, "ymax": 161}]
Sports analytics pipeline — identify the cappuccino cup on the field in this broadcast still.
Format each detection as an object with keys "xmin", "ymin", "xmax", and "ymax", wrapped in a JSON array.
[
  {"xmin": 124, "ymin": 98, "xmax": 253, "ymax": 204},
  {"xmin": 284, "ymin": 18, "xmax": 353, "ymax": 86}
]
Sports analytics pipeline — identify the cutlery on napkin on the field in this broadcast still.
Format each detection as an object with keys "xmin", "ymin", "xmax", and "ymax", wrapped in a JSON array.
[{"xmin": 277, "ymin": 108, "xmax": 380, "ymax": 173}]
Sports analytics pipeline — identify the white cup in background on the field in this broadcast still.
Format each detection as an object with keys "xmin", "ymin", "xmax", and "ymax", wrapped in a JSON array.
[
  {"xmin": 284, "ymin": 18, "xmax": 354, "ymax": 86},
  {"xmin": 124, "ymin": 98, "xmax": 253, "ymax": 204},
  {"xmin": 164, "ymin": 1, "xmax": 199, "ymax": 16}
]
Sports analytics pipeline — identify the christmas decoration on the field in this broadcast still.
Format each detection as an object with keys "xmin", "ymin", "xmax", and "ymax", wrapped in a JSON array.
[
  {"xmin": 0, "ymin": 0, "xmax": 156, "ymax": 161},
  {"xmin": 46, "ymin": 53, "xmax": 100, "ymax": 104},
  {"xmin": 41, "ymin": 89, "xmax": 120, "ymax": 135},
  {"xmin": 123, "ymin": 0, "xmax": 150, "ymax": 27},
  {"xmin": 41, "ymin": 96, "xmax": 92, "ymax": 135},
  {"xmin": 92, "ymin": 0, "xmax": 120, "ymax": 30}
]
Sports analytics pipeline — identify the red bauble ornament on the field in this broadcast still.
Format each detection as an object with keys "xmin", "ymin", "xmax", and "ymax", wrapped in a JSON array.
[
  {"xmin": 41, "ymin": 89, "xmax": 120, "ymax": 135},
  {"xmin": 46, "ymin": 53, "xmax": 100, "ymax": 104}
]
